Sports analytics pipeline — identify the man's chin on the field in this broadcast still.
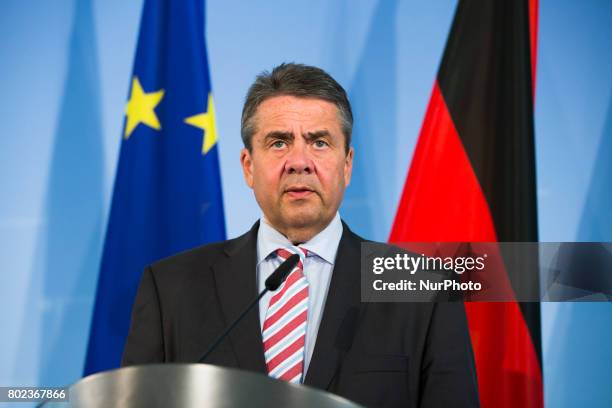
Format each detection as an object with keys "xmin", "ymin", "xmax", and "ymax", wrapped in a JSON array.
[
  {"xmin": 280, "ymin": 208, "xmax": 323, "ymax": 230},
  {"xmin": 284, "ymin": 214, "xmax": 318, "ymax": 229}
]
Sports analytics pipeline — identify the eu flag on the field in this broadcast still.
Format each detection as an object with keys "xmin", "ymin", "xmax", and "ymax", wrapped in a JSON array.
[{"xmin": 84, "ymin": 0, "xmax": 226, "ymax": 375}]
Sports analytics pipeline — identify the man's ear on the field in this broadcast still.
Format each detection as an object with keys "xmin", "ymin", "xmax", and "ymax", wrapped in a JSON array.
[
  {"xmin": 344, "ymin": 147, "xmax": 354, "ymax": 187},
  {"xmin": 240, "ymin": 148, "xmax": 254, "ymax": 188}
]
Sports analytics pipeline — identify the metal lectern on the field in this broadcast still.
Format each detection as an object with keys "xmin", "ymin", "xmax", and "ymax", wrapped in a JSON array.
[{"xmin": 40, "ymin": 364, "xmax": 364, "ymax": 408}]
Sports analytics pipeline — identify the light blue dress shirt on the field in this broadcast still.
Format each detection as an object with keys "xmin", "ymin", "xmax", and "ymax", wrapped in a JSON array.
[{"xmin": 257, "ymin": 212, "xmax": 343, "ymax": 375}]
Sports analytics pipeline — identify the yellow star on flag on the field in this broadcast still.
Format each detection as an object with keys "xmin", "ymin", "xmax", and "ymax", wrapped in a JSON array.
[
  {"xmin": 184, "ymin": 93, "xmax": 218, "ymax": 154},
  {"xmin": 124, "ymin": 77, "xmax": 165, "ymax": 139}
]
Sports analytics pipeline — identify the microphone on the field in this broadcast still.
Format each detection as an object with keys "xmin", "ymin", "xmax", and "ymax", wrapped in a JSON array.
[
  {"xmin": 265, "ymin": 253, "xmax": 300, "ymax": 290},
  {"xmin": 198, "ymin": 254, "xmax": 300, "ymax": 363}
]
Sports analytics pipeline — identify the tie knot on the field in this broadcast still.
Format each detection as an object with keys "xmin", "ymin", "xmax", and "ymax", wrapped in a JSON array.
[{"xmin": 276, "ymin": 246, "xmax": 308, "ymax": 264}]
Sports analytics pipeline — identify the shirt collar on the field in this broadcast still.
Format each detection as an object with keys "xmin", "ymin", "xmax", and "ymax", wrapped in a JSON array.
[{"xmin": 257, "ymin": 212, "xmax": 343, "ymax": 265}]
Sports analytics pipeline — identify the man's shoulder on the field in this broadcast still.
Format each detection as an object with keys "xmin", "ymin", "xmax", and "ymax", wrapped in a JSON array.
[
  {"xmin": 146, "ymin": 219, "xmax": 369, "ymax": 275},
  {"xmin": 149, "ymin": 223, "xmax": 258, "ymax": 276},
  {"xmin": 151, "ymin": 240, "xmax": 226, "ymax": 271},
  {"xmin": 339, "ymin": 219, "xmax": 368, "ymax": 245}
]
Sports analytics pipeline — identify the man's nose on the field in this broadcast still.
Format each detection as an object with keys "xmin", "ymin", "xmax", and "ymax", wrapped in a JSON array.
[{"xmin": 285, "ymin": 143, "xmax": 313, "ymax": 175}]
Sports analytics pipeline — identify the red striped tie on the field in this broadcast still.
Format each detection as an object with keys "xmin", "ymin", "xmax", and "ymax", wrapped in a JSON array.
[{"xmin": 262, "ymin": 247, "xmax": 309, "ymax": 383}]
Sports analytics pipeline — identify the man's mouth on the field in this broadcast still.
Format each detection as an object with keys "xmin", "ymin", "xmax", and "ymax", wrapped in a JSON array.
[{"xmin": 285, "ymin": 185, "xmax": 315, "ymax": 199}]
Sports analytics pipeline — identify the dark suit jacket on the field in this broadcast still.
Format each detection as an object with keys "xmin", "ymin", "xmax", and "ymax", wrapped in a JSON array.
[{"xmin": 122, "ymin": 221, "xmax": 479, "ymax": 408}]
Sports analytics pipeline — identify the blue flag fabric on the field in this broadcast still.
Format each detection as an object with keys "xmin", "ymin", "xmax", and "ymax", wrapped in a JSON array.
[{"xmin": 84, "ymin": 0, "xmax": 226, "ymax": 375}]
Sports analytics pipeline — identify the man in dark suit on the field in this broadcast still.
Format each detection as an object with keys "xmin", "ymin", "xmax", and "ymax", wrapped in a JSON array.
[{"xmin": 122, "ymin": 63, "xmax": 479, "ymax": 407}]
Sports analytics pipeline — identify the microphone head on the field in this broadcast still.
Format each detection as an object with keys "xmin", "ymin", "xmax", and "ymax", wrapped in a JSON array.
[{"xmin": 265, "ymin": 254, "xmax": 300, "ymax": 291}]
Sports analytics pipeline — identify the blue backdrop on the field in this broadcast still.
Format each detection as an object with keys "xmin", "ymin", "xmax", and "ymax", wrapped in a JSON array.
[{"xmin": 0, "ymin": 1, "xmax": 610, "ymax": 406}]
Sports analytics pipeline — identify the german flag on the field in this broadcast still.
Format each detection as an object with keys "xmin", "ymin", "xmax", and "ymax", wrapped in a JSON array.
[{"xmin": 389, "ymin": 1, "xmax": 543, "ymax": 407}]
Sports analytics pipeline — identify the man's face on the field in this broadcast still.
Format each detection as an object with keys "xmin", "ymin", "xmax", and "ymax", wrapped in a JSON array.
[{"xmin": 240, "ymin": 95, "xmax": 353, "ymax": 242}]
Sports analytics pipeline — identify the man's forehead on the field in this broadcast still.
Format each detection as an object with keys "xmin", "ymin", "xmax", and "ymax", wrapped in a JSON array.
[
  {"xmin": 253, "ymin": 95, "xmax": 342, "ymax": 133},
  {"xmin": 261, "ymin": 94, "xmax": 334, "ymax": 106}
]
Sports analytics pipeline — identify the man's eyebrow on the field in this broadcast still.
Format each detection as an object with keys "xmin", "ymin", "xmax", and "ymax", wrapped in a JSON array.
[
  {"xmin": 304, "ymin": 130, "xmax": 331, "ymax": 140},
  {"xmin": 263, "ymin": 131, "xmax": 294, "ymax": 142}
]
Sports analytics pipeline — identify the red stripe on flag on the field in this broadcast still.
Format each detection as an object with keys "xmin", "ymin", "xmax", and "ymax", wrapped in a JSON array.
[
  {"xmin": 529, "ymin": 0, "xmax": 538, "ymax": 96},
  {"xmin": 389, "ymin": 83, "xmax": 497, "ymax": 243},
  {"xmin": 389, "ymin": 81, "xmax": 543, "ymax": 408}
]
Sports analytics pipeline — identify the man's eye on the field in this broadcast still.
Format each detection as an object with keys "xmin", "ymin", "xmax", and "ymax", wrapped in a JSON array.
[
  {"xmin": 272, "ymin": 140, "xmax": 286, "ymax": 148},
  {"xmin": 314, "ymin": 140, "xmax": 329, "ymax": 148}
]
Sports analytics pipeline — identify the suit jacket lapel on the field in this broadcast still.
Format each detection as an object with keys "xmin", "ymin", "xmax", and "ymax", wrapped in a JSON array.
[
  {"xmin": 212, "ymin": 221, "xmax": 267, "ymax": 374},
  {"xmin": 304, "ymin": 222, "xmax": 362, "ymax": 389}
]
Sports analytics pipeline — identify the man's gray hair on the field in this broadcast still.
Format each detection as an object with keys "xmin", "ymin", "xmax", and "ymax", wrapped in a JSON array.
[{"xmin": 240, "ymin": 63, "xmax": 353, "ymax": 152}]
